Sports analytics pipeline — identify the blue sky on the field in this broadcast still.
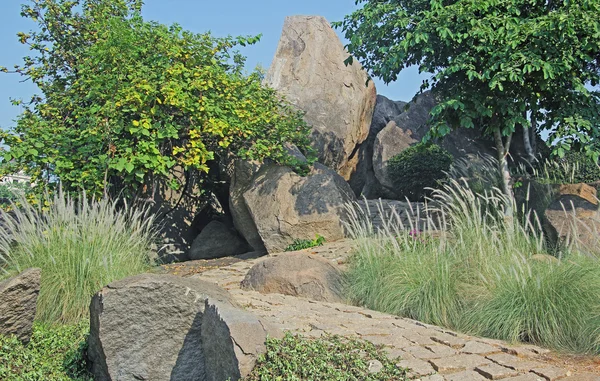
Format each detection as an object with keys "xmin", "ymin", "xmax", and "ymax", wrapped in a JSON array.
[{"xmin": 0, "ymin": 0, "xmax": 425, "ymax": 131}]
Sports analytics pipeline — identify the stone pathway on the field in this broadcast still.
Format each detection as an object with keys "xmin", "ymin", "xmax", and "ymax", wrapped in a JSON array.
[{"xmin": 184, "ymin": 241, "xmax": 600, "ymax": 380}]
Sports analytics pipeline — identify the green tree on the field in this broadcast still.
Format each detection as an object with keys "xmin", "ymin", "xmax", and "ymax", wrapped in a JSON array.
[
  {"xmin": 0, "ymin": 0, "xmax": 311, "ymax": 202},
  {"xmin": 334, "ymin": 0, "xmax": 600, "ymax": 203}
]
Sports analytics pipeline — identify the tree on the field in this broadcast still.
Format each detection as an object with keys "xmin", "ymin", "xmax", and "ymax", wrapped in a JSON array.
[
  {"xmin": 334, "ymin": 0, "xmax": 600, "ymax": 203},
  {"xmin": 0, "ymin": 0, "xmax": 311, "ymax": 204}
]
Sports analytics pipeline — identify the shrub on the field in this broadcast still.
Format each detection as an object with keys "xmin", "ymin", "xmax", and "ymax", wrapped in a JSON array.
[
  {"xmin": 0, "ymin": 321, "xmax": 91, "ymax": 380},
  {"xmin": 387, "ymin": 143, "xmax": 453, "ymax": 201},
  {"xmin": 244, "ymin": 332, "xmax": 409, "ymax": 381},
  {"xmin": 284, "ymin": 234, "xmax": 326, "ymax": 252},
  {"xmin": 0, "ymin": 189, "xmax": 156, "ymax": 324},
  {"xmin": 344, "ymin": 165, "xmax": 600, "ymax": 354}
]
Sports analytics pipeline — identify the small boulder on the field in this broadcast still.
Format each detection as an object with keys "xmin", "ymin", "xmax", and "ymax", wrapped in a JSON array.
[
  {"xmin": 0, "ymin": 268, "xmax": 40, "ymax": 343},
  {"xmin": 241, "ymin": 253, "xmax": 344, "ymax": 303},
  {"xmin": 243, "ymin": 163, "xmax": 356, "ymax": 253},
  {"xmin": 265, "ymin": 15, "xmax": 377, "ymax": 180},
  {"xmin": 189, "ymin": 221, "xmax": 248, "ymax": 260},
  {"xmin": 545, "ymin": 183, "xmax": 600, "ymax": 252},
  {"xmin": 88, "ymin": 274, "xmax": 270, "ymax": 381}
]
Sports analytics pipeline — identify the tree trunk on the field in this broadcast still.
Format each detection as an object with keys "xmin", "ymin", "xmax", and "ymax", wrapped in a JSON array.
[
  {"xmin": 522, "ymin": 124, "xmax": 536, "ymax": 163},
  {"xmin": 530, "ymin": 102, "xmax": 538, "ymax": 154},
  {"xmin": 493, "ymin": 128, "xmax": 514, "ymax": 216}
]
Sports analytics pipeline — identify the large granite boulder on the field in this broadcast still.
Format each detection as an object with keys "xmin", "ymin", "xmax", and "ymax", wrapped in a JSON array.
[
  {"xmin": 243, "ymin": 163, "xmax": 356, "ymax": 253},
  {"xmin": 265, "ymin": 15, "xmax": 377, "ymax": 180},
  {"xmin": 0, "ymin": 268, "xmax": 40, "ymax": 343},
  {"xmin": 189, "ymin": 220, "xmax": 248, "ymax": 260},
  {"xmin": 544, "ymin": 183, "xmax": 600, "ymax": 252},
  {"xmin": 229, "ymin": 160, "xmax": 266, "ymax": 253},
  {"xmin": 88, "ymin": 274, "xmax": 271, "ymax": 381},
  {"xmin": 241, "ymin": 253, "xmax": 344, "ymax": 303}
]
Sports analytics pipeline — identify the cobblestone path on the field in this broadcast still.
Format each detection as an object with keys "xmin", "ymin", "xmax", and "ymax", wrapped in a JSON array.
[{"xmin": 185, "ymin": 241, "xmax": 600, "ymax": 380}]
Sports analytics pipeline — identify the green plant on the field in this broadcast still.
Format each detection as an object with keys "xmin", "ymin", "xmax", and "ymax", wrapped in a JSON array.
[
  {"xmin": 0, "ymin": 182, "xmax": 31, "ymax": 207},
  {"xmin": 0, "ymin": 320, "xmax": 92, "ymax": 380},
  {"xmin": 343, "ymin": 163, "xmax": 600, "ymax": 354},
  {"xmin": 387, "ymin": 143, "xmax": 453, "ymax": 201},
  {"xmin": 284, "ymin": 234, "xmax": 326, "ymax": 252},
  {"xmin": 243, "ymin": 332, "xmax": 409, "ymax": 381},
  {"xmin": 536, "ymin": 151, "xmax": 600, "ymax": 185},
  {"xmin": 462, "ymin": 256, "xmax": 600, "ymax": 354},
  {"xmin": 0, "ymin": 188, "xmax": 156, "ymax": 324},
  {"xmin": 1, "ymin": 0, "xmax": 312, "ymax": 201}
]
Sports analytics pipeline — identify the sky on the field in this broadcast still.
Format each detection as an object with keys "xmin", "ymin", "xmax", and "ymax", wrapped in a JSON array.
[{"xmin": 0, "ymin": 0, "xmax": 425, "ymax": 131}]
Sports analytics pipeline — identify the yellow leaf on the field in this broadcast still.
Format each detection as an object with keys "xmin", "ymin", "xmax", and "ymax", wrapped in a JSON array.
[{"xmin": 132, "ymin": 120, "xmax": 140, "ymax": 127}]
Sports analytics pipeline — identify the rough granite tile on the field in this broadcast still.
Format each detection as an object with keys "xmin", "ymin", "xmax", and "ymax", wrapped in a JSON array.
[
  {"xmin": 461, "ymin": 341, "xmax": 502, "ymax": 356},
  {"xmin": 475, "ymin": 363, "xmax": 520, "ymax": 380},
  {"xmin": 429, "ymin": 354, "xmax": 491, "ymax": 374},
  {"xmin": 397, "ymin": 358, "xmax": 436, "ymax": 378},
  {"xmin": 444, "ymin": 370, "xmax": 488, "ymax": 381}
]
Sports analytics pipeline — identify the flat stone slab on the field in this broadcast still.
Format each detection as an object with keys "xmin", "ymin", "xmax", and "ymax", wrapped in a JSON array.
[
  {"xmin": 429, "ymin": 354, "xmax": 491, "ymax": 374},
  {"xmin": 475, "ymin": 363, "xmax": 520, "ymax": 379},
  {"xmin": 397, "ymin": 358, "xmax": 435, "ymax": 378},
  {"xmin": 445, "ymin": 370, "xmax": 488, "ymax": 381}
]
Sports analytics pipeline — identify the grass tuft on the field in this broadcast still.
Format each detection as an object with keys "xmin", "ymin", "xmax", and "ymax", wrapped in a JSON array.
[
  {"xmin": 0, "ymin": 188, "xmax": 157, "ymax": 324},
  {"xmin": 344, "ymin": 159, "xmax": 600, "ymax": 354}
]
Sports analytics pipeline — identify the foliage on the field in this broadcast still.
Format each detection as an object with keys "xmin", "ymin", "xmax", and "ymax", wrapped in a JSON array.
[
  {"xmin": 334, "ymin": 0, "xmax": 600, "ymax": 162},
  {"xmin": 1, "ymin": 0, "xmax": 312, "ymax": 200},
  {"xmin": 535, "ymin": 151, "xmax": 600, "ymax": 185},
  {"xmin": 387, "ymin": 143, "xmax": 452, "ymax": 201},
  {"xmin": 0, "ymin": 320, "xmax": 92, "ymax": 380},
  {"xmin": 448, "ymin": 154, "xmax": 503, "ymax": 196},
  {"xmin": 0, "ymin": 182, "xmax": 31, "ymax": 206},
  {"xmin": 0, "ymin": 188, "xmax": 156, "ymax": 324},
  {"xmin": 284, "ymin": 234, "xmax": 326, "ymax": 252},
  {"xmin": 344, "ymin": 171, "xmax": 600, "ymax": 354},
  {"xmin": 243, "ymin": 332, "xmax": 409, "ymax": 381}
]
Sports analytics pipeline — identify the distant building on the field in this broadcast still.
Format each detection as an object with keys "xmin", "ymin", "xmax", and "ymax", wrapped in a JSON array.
[{"xmin": 1, "ymin": 171, "xmax": 32, "ymax": 186}]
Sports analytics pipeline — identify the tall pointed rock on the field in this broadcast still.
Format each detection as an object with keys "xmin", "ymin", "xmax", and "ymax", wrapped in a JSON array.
[{"xmin": 265, "ymin": 16, "xmax": 377, "ymax": 180}]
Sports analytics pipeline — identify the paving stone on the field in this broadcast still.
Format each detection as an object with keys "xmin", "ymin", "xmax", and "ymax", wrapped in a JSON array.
[
  {"xmin": 429, "ymin": 354, "xmax": 491, "ymax": 374},
  {"xmin": 384, "ymin": 347, "xmax": 413, "ymax": 360},
  {"xmin": 405, "ymin": 345, "xmax": 440, "ymax": 360},
  {"xmin": 387, "ymin": 335, "xmax": 414, "ymax": 349},
  {"xmin": 360, "ymin": 334, "xmax": 393, "ymax": 346},
  {"xmin": 424, "ymin": 344, "xmax": 458, "ymax": 358},
  {"xmin": 419, "ymin": 375, "xmax": 445, "ymax": 381},
  {"xmin": 431, "ymin": 332, "xmax": 468, "ymax": 348},
  {"xmin": 444, "ymin": 370, "xmax": 488, "ymax": 381},
  {"xmin": 397, "ymin": 358, "xmax": 436, "ymax": 378},
  {"xmin": 475, "ymin": 363, "xmax": 520, "ymax": 379},
  {"xmin": 486, "ymin": 353, "xmax": 542, "ymax": 372},
  {"xmin": 560, "ymin": 374, "xmax": 600, "ymax": 381},
  {"xmin": 503, "ymin": 374, "xmax": 546, "ymax": 381},
  {"xmin": 462, "ymin": 341, "xmax": 502, "ymax": 356},
  {"xmin": 530, "ymin": 366, "xmax": 571, "ymax": 381},
  {"xmin": 404, "ymin": 332, "xmax": 438, "ymax": 346},
  {"xmin": 501, "ymin": 345, "xmax": 539, "ymax": 358}
]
